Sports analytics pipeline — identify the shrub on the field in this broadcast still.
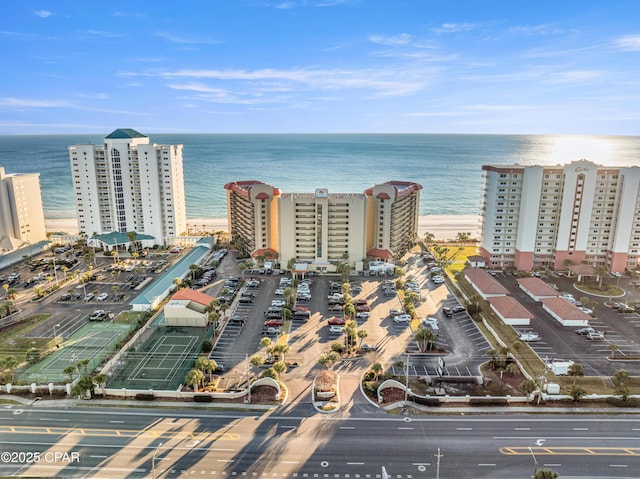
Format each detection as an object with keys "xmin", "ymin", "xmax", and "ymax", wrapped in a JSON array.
[
  {"xmin": 194, "ymin": 394, "xmax": 213, "ymax": 402},
  {"xmin": 135, "ymin": 393, "xmax": 154, "ymax": 401},
  {"xmin": 468, "ymin": 398, "xmax": 508, "ymax": 406},
  {"xmin": 201, "ymin": 339, "xmax": 213, "ymax": 353}
]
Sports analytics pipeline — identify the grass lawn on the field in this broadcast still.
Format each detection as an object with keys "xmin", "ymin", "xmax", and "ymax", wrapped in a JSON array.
[{"xmin": 435, "ymin": 244, "xmax": 479, "ymax": 277}]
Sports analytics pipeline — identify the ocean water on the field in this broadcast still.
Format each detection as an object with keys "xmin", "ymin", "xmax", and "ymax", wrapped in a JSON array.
[{"xmin": 0, "ymin": 133, "xmax": 638, "ymax": 219}]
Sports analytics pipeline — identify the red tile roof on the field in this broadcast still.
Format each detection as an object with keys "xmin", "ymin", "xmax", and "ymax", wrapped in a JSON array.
[
  {"xmin": 517, "ymin": 277, "xmax": 559, "ymax": 298},
  {"xmin": 488, "ymin": 296, "xmax": 535, "ymax": 319},
  {"xmin": 376, "ymin": 192, "xmax": 391, "ymax": 199},
  {"xmin": 172, "ymin": 288, "xmax": 214, "ymax": 306},
  {"xmin": 464, "ymin": 268, "xmax": 510, "ymax": 295},
  {"xmin": 540, "ymin": 297, "xmax": 592, "ymax": 321},
  {"xmin": 367, "ymin": 248, "xmax": 394, "ymax": 260},
  {"xmin": 252, "ymin": 247, "xmax": 278, "ymax": 258}
]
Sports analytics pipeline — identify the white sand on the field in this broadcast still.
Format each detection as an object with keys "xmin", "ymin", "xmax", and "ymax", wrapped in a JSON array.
[{"xmin": 46, "ymin": 214, "xmax": 480, "ymax": 241}]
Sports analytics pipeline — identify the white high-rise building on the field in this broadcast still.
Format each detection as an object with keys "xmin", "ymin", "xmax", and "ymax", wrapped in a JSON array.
[
  {"xmin": 480, "ymin": 160, "xmax": 640, "ymax": 272},
  {"xmin": 69, "ymin": 129, "xmax": 187, "ymax": 244},
  {"xmin": 0, "ymin": 167, "xmax": 47, "ymax": 253}
]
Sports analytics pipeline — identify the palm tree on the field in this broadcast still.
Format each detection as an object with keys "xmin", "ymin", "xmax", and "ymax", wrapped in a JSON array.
[
  {"xmin": 594, "ymin": 264, "xmax": 609, "ymax": 289},
  {"xmin": 318, "ymin": 351, "xmax": 340, "ymax": 369},
  {"xmin": 371, "ymin": 362, "xmax": 383, "ymax": 381},
  {"xmin": 343, "ymin": 302, "xmax": 356, "ymax": 320},
  {"xmin": 185, "ymin": 368, "xmax": 205, "ymax": 392},
  {"xmin": 505, "ymin": 363, "xmax": 520, "ymax": 376},
  {"xmin": 63, "ymin": 365, "xmax": 76, "ymax": 382},
  {"xmin": 357, "ymin": 329, "xmax": 368, "ymax": 347},
  {"xmin": 456, "ymin": 232, "xmax": 470, "ymax": 246},
  {"xmin": 612, "ymin": 369, "xmax": 629, "ymax": 387},
  {"xmin": 568, "ymin": 384, "xmax": 587, "ymax": 402},
  {"xmin": 414, "ymin": 328, "xmax": 437, "ymax": 352},
  {"xmin": 250, "ymin": 354, "xmax": 265, "ymax": 379},
  {"xmin": 273, "ymin": 343, "xmax": 290, "ymax": 363},
  {"xmin": 423, "ymin": 231, "xmax": 435, "ymax": 245},
  {"xmin": 1, "ymin": 356, "xmax": 19, "ymax": 382},
  {"xmin": 567, "ymin": 363, "xmax": 584, "ymax": 384},
  {"xmin": 608, "ymin": 342, "xmax": 619, "ymax": 359}
]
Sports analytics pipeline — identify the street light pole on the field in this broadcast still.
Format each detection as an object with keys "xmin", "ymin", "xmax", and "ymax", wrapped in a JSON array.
[
  {"xmin": 404, "ymin": 352, "xmax": 411, "ymax": 408},
  {"xmin": 53, "ymin": 323, "xmax": 61, "ymax": 347},
  {"xmin": 528, "ymin": 446, "xmax": 538, "ymax": 477},
  {"xmin": 152, "ymin": 442, "xmax": 163, "ymax": 479}
]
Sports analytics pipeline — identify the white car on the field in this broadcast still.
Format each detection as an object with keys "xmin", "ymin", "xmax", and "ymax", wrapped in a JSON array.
[
  {"xmin": 356, "ymin": 311, "xmax": 371, "ymax": 319},
  {"xmin": 394, "ymin": 314, "xmax": 412, "ymax": 324},
  {"xmin": 518, "ymin": 331, "xmax": 541, "ymax": 342},
  {"xmin": 329, "ymin": 325, "xmax": 345, "ymax": 334},
  {"xmin": 97, "ymin": 293, "xmax": 109, "ymax": 301},
  {"xmin": 274, "ymin": 288, "xmax": 285, "ymax": 296},
  {"xmin": 432, "ymin": 275, "xmax": 445, "ymax": 284},
  {"xmin": 271, "ymin": 299, "xmax": 286, "ymax": 307}
]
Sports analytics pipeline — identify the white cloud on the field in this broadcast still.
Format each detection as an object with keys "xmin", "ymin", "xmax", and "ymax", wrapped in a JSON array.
[
  {"xmin": 0, "ymin": 98, "xmax": 71, "ymax": 108},
  {"xmin": 159, "ymin": 67, "xmax": 428, "ymax": 97},
  {"xmin": 368, "ymin": 33, "xmax": 412, "ymax": 46},
  {"xmin": 275, "ymin": 1, "xmax": 296, "ymax": 8},
  {"xmin": 156, "ymin": 32, "xmax": 220, "ymax": 45},
  {"xmin": 614, "ymin": 35, "xmax": 640, "ymax": 51},
  {"xmin": 508, "ymin": 24, "xmax": 562, "ymax": 36},
  {"xmin": 34, "ymin": 10, "xmax": 52, "ymax": 18},
  {"xmin": 432, "ymin": 23, "xmax": 474, "ymax": 34}
]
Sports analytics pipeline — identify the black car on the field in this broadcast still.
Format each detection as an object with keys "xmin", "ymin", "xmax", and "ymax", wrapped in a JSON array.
[
  {"xmin": 575, "ymin": 327, "xmax": 595, "ymax": 335},
  {"xmin": 59, "ymin": 293, "xmax": 72, "ymax": 301}
]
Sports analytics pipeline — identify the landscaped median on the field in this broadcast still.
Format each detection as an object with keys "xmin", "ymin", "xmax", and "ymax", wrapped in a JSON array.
[{"xmin": 312, "ymin": 371, "xmax": 340, "ymax": 412}]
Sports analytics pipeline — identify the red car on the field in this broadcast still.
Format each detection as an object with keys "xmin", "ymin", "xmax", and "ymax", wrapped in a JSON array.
[
  {"xmin": 293, "ymin": 306, "xmax": 310, "ymax": 313},
  {"xmin": 264, "ymin": 319, "xmax": 284, "ymax": 327},
  {"xmin": 356, "ymin": 305, "xmax": 371, "ymax": 312},
  {"xmin": 355, "ymin": 299, "xmax": 368, "ymax": 306},
  {"xmin": 328, "ymin": 316, "xmax": 346, "ymax": 325}
]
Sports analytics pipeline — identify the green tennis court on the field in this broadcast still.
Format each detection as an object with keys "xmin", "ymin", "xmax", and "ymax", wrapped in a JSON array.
[{"xmin": 19, "ymin": 323, "xmax": 131, "ymax": 384}]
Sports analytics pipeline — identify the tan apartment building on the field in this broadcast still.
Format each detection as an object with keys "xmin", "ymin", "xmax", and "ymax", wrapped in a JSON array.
[
  {"xmin": 480, "ymin": 160, "xmax": 640, "ymax": 272},
  {"xmin": 0, "ymin": 167, "xmax": 47, "ymax": 253},
  {"xmin": 225, "ymin": 180, "xmax": 422, "ymax": 271}
]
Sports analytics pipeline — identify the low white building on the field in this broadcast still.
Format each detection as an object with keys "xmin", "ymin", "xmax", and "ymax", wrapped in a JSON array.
[
  {"xmin": 164, "ymin": 288, "xmax": 214, "ymax": 328},
  {"xmin": 516, "ymin": 277, "xmax": 559, "ymax": 301},
  {"xmin": 463, "ymin": 268, "xmax": 510, "ymax": 300},
  {"xmin": 540, "ymin": 297, "xmax": 591, "ymax": 327},
  {"xmin": 487, "ymin": 296, "xmax": 535, "ymax": 326}
]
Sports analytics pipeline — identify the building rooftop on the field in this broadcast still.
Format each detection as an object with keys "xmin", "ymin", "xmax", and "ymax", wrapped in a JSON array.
[
  {"xmin": 517, "ymin": 277, "xmax": 559, "ymax": 298},
  {"xmin": 172, "ymin": 287, "xmax": 214, "ymax": 307},
  {"xmin": 488, "ymin": 296, "xmax": 535, "ymax": 319},
  {"xmin": 105, "ymin": 128, "xmax": 147, "ymax": 139},
  {"xmin": 541, "ymin": 297, "xmax": 592, "ymax": 321},
  {"xmin": 96, "ymin": 231, "xmax": 155, "ymax": 247},
  {"xmin": 464, "ymin": 268, "xmax": 510, "ymax": 295}
]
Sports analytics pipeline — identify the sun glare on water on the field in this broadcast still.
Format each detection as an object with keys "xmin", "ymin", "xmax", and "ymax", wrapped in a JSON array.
[{"xmin": 544, "ymin": 135, "xmax": 625, "ymax": 166}]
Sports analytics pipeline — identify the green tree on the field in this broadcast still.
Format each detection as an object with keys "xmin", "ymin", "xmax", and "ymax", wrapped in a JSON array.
[
  {"xmin": 272, "ymin": 343, "xmax": 290, "ymax": 363},
  {"xmin": 272, "ymin": 361, "xmax": 287, "ymax": 375},
  {"xmin": 1, "ymin": 356, "xmax": 19, "ymax": 382},
  {"xmin": 250, "ymin": 354, "xmax": 265, "ymax": 378},
  {"xmin": 63, "ymin": 365, "xmax": 76, "ymax": 382},
  {"xmin": 318, "ymin": 351, "xmax": 340, "ymax": 369},
  {"xmin": 371, "ymin": 362, "xmax": 383, "ymax": 381},
  {"xmin": 612, "ymin": 369, "xmax": 629, "ymax": 387},
  {"xmin": 534, "ymin": 469, "xmax": 558, "ymax": 479},
  {"xmin": 608, "ymin": 342, "xmax": 619, "ymax": 359},
  {"xmin": 519, "ymin": 379, "xmax": 537, "ymax": 401},
  {"xmin": 414, "ymin": 328, "xmax": 437, "ymax": 352},
  {"xmin": 185, "ymin": 368, "xmax": 205, "ymax": 392},
  {"xmin": 594, "ymin": 264, "xmax": 609, "ymax": 289},
  {"xmin": 357, "ymin": 329, "xmax": 368, "ymax": 347},
  {"xmin": 568, "ymin": 385, "xmax": 587, "ymax": 402},
  {"xmin": 505, "ymin": 363, "xmax": 520, "ymax": 376},
  {"xmin": 344, "ymin": 320, "xmax": 358, "ymax": 350},
  {"xmin": 567, "ymin": 363, "xmax": 584, "ymax": 384}
]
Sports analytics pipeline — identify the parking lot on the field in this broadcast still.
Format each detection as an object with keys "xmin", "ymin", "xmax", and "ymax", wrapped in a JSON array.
[{"xmin": 489, "ymin": 272, "xmax": 640, "ymax": 376}]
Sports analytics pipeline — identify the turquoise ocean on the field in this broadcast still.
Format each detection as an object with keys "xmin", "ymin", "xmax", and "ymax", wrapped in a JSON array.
[{"xmin": 0, "ymin": 134, "xmax": 638, "ymax": 220}]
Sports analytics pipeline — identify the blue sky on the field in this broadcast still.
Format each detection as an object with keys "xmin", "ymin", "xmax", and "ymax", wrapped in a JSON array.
[{"xmin": 1, "ymin": 1, "xmax": 639, "ymax": 135}]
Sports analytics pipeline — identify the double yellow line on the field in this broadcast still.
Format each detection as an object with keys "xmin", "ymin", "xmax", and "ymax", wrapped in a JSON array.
[{"xmin": 501, "ymin": 446, "xmax": 640, "ymax": 456}]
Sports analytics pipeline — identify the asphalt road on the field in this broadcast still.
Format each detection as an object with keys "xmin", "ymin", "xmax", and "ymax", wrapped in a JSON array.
[{"xmin": 0, "ymin": 405, "xmax": 639, "ymax": 478}]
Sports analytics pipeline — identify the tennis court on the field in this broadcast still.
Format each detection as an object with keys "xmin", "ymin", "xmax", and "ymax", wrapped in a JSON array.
[
  {"xmin": 107, "ymin": 326, "xmax": 210, "ymax": 391},
  {"xmin": 19, "ymin": 323, "xmax": 132, "ymax": 384}
]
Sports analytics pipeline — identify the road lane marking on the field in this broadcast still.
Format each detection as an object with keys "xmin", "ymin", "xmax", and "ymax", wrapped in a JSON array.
[
  {"xmin": 39, "ymin": 418, "xmax": 69, "ymax": 422},
  {"xmin": 501, "ymin": 446, "xmax": 640, "ymax": 456},
  {"xmin": 478, "ymin": 464, "xmax": 496, "ymax": 466},
  {"xmin": 339, "ymin": 427, "xmax": 355, "ymax": 430},
  {"xmin": 109, "ymin": 420, "xmax": 124, "ymax": 424},
  {"xmin": 347, "ymin": 463, "xmax": 365, "ymax": 465},
  {"xmin": 90, "ymin": 455, "xmax": 108, "ymax": 458},
  {"xmin": 572, "ymin": 428, "xmax": 589, "ymax": 431},
  {"xmin": 456, "ymin": 427, "xmax": 472, "ymax": 431},
  {"xmin": 398, "ymin": 427, "xmax": 414, "ymax": 430},
  {"xmin": 514, "ymin": 428, "xmax": 530, "ymax": 431}
]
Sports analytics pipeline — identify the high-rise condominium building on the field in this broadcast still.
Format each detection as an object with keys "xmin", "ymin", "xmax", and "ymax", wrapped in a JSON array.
[
  {"xmin": 224, "ymin": 180, "xmax": 422, "ymax": 269},
  {"xmin": 480, "ymin": 160, "xmax": 640, "ymax": 272},
  {"xmin": 69, "ymin": 129, "xmax": 187, "ymax": 243},
  {"xmin": 0, "ymin": 167, "xmax": 47, "ymax": 253}
]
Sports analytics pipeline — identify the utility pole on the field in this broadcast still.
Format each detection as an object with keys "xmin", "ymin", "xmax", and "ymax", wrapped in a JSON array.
[
  {"xmin": 537, "ymin": 358, "xmax": 549, "ymax": 405},
  {"xmin": 404, "ymin": 352, "xmax": 411, "ymax": 408}
]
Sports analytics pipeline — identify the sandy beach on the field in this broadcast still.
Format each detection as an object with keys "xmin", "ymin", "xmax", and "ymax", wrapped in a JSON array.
[{"xmin": 46, "ymin": 214, "xmax": 479, "ymax": 241}]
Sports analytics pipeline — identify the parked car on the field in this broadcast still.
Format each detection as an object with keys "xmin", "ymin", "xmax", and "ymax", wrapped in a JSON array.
[
  {"xmin": 84, "ymin": 293, "xmax": 95, "ymax": 301},
  {"xmin": 328, "ymin": 316, "xmax": 346, "ymax": 325},
  {"xmin": 586, "ymin": 331, "xmax": 605, "ymax": 340},
  {"xmin": 356, "ymin": 311, "xmax": 371, "ymax": 319},
  {"xmin": 452, "ymin": 305, "xmax": 466, "ymax": 314},
  {"xmin": 97, "ymin": 293, "xmax": 109, "ymax": 301},
  {"xmin": 389, "ymin": 309, "xmax": 403, "ymax": 317},
  {"xmin": 442, "ymin": 307, "xmax": 453, "ymax": 317},
  {"xmin": 89, "ymin": 310, "xmax": 107, "ymax": 321},
  {"xmin": 360, "ymin": 343, "xmax": 378, "ymax": 352},
  {"xmin": 264, "ymin": 319, "xmax": 284, "ymax": 327},
  {"xmin": 432, "ymin": 275, "xmax": 445, "ymax": 284},
  {"xmin": 518, "ymin": 331, "xmax": 541, "ymax": 342},
  {"xmin": 329, "ymin": 325, "xmax": 345, "ymax": 334},
  {"xmin": 393, "ymin": 314, "xmax": 412, "ymax": 324},
  {"xmin": 263, "ymin": 326, "xmax": 281, "ymax": 335},
  {"xmin": 576, "ymin": 327, "xmax": 596, "ymax": 335},
  {"xmin": 59, "ymin": 293, "xmax": 72, "ymax": 301}
]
